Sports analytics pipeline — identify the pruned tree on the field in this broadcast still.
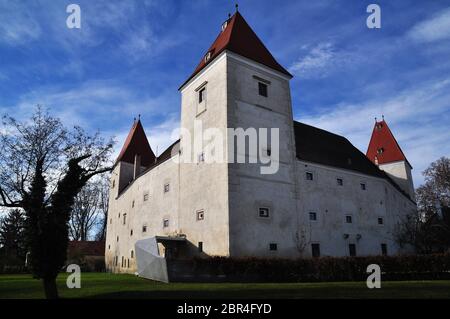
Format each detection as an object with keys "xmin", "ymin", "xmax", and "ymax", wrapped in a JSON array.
[{"xmin": 0, "ymin": 106, "xmax": 114, "ymax": 298}]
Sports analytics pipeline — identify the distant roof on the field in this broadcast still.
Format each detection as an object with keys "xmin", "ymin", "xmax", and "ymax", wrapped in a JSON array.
[
  {"xmin": 68, "ymin": 241, "xmax": 105, "ymax": 256},
  {"xmin": 293, "ymin": 121, "xmax": 413, "ymax": 202},
  {"xmin": 115, "ymin": 119, "xmax": 156, "ymax": 167},
  {"xmin": 366, "ymin": 120, "xmax": 411, "ymax": 167},
  {"xmin": 180, "ymin": 11, "xmax": 292, "ymax": 89}
]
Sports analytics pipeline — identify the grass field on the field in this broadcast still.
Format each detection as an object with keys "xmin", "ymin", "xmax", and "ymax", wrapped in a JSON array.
[{"xmin": 0, "ymin": 273, "xmax": 449, "ymax": 299}]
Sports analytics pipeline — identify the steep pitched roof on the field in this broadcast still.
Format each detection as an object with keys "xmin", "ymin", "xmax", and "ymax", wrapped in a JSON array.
[
  {"xmin": 115, "ymin": 119, "xmax": 156, "ymax": 167},
  {"xmin": 293, "ymin": 121, "xmax": 413, "ymax": 202},
  {"xmin": 366, "ymin": 120, "xmax": 410, "ymax": 167},
  {"xmin": 180, "ymin": 11, "xmax": 292, "ymax": 89}
]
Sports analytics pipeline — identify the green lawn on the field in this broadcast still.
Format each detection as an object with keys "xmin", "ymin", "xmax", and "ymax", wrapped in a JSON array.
[{"xmin": 0, "ymin": 273, "xmax": 449, "ymax": 299}]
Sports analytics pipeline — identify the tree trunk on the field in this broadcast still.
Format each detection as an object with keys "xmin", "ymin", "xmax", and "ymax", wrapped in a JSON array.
[{"xmin": 43, "ymin": 278, "xmax": 59, "ymax": 299}]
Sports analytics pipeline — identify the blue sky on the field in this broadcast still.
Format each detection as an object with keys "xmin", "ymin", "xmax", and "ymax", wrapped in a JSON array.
[{"xmin": 0, "ymin": 0, "xmax": 449, "ymax": 186}]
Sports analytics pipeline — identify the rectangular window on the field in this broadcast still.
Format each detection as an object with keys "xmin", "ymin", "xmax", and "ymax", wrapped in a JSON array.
[
  {"xmin": 378, "ymin": 217, "xmax": 384, "ymax": 225},
  {"xmin": 258, "ymin": 82, "xmax": 268, "ymax": 97},
  {"xmin": 360, "ymin": 183, "xmax": 366, "ymax": 190},
  {"xmin": 131, "ymin": 250, "xmax": 134, "ymax": 258},
  {"xmin": 198, "ymin": 242, "xmax": 203, "ymax": 253},
  {"xmin": 259, "ymin": 207, "xmax": 270, "ymax": 218},
  {"xmin": 337, "ymin": 178, "xmax": 343, "ymax": 186},
  {"xmin": 142, "ymin": 225, "xmax": 147, "ymax": 233},
  {"xmin": 309, "ymin": 212, "xmax": 317, "ymax": 221},
  {"xmin": 349, "ymin": 244, "xmax": 356, "ymax": 257},
  {"xmin": 163, "ymin": 219, "xmax": 169, "ymax": 228},
  {"xmin": 130, "ymin": 229, "xmax": 133, "ymax": 236},
  {"xmin": 269, "ymin": 243, "xmax": 278, "ymax": 251},
  {"xmin": 123, "ymin": 213, "xmax": 127, "ymax": 225},
  {"xmin": 164, "ymin": 184, "xmax": 170, "ymax": 193},
  {"xmin": 132, "ymin": 200, "xmax": 135, "ymax": 208},
  {"xmin": 143, "ymin": 193, "xmax": 149, "ymax": 201},
  {"xmin": 311, "ymin": 243, "xmax": 320, "ymax": 258},
  {"xmin": 117, "ymin": 236, "xmax": 119, "ymax": 242},
  {"xmin": 381, "ymin": 244, "xmax": 388, "ymax": 256},
  {"xmin": 199, "ymin": 87, "xmax": 206, "ymax": 103},
  {"xmin": 345, "ymin": 215, "xmax": 353, "ymax": 223},
  {"xmin": 306, "ymin": 172, "xmax": 314, "ymax": 181},
  {"xmin": 197, "ymin": 210, "xmax": 205, "ymax": 221}
]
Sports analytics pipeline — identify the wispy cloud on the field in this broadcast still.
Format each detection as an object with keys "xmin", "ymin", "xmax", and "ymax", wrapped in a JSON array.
[
  {"xmin": 407, "ymin": 7, "xmax": 450, "ymax": 43},
  {"xmin": 289, "ymin": 42, "xmax": 356, "ymax": 79},
  {"xmin": 0, "ymin": 1, "xmax": 42, "ymax": 45},
  {"xmin": 299, "ymin": 78, "xmax": 450, "ymax": 185}
]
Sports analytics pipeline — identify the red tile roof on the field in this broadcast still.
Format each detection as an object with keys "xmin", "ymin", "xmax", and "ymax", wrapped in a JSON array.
[
  {"xmin": 366, "ymin": 120, "xmax": 411, "ymax": 167},
  {"xmin": 68, "ymin": 241, "xmax": 105, "ymax": 256},
  {"xmin": 115, "ymin": 119, "xmax": 156, "ymax": 167},
  {"xmin": 180, "ymin": 11, "xmax": 292, "ymax": 89}
]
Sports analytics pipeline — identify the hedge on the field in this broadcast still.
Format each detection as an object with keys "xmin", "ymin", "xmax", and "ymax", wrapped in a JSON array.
[{"xmin": 167, "ymin": 254, "xmax": 450, "ymax": 282}]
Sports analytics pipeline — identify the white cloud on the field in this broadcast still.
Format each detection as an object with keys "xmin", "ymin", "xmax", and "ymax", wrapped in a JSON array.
[
  {"xmin": 408, "ymin": 7, "xmax": 450, "ymax": 43},
  {"xmin": 298, "ymin": 78, "xmax": 450, "ymax": 186},
  {"xmin": 289, "ymin": 42, "xmax": 357, "ymax": 79},
  {"xmin": 289, "ymin": 42, "xmax": 334, "ymax": 78},
  {"xmin": 0, "ymin": 1, "xmax": 42, "ymax": 45}
]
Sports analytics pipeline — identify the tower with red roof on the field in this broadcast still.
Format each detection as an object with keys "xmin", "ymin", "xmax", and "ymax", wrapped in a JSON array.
[{"xmin": 366, "ymin": 118, "xmax": 415, "ymax": 199}]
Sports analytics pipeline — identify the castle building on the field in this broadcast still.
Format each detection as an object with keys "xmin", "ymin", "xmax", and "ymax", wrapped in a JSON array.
[{"xmin": 105, "ymin": 12, "xmax": 416, "ymax": 274}]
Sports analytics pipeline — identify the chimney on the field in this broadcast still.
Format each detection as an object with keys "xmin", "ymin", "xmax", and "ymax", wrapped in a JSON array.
[{"xmin": 134, "ymin": 154, "xmax": 141, "ymax": 180}]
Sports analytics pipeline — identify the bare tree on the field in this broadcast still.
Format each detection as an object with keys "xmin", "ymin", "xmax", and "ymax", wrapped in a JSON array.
[
  {"xmin": 69, "ymin": 182, "xmax": 100, "ymax": 241},
  {"xmin": 95, "ymin": 175, "xmax": 110, "ymax": 241},
  {"xmin": 395, "ymin": 157, "xmax": 450, "ymax": 253},
  {"xmin": 0, "ymin": 106, "xmax": 114, "ymax": 298}
]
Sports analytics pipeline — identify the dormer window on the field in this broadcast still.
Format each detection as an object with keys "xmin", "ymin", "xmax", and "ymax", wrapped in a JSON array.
[
  {"xmin": 221, "ymin": 20, "xmax": 228, "ymax": 32},
  {"xmin": 204, "ymin": 51, "xmax": 211, "ymax": 63}
]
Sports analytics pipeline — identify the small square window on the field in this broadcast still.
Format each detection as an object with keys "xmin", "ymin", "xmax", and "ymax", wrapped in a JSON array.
[
  {"xmin": 143, "ymin": 193, "xmax": 149, "ymax": 201},
  {"xmin": 269, "ymin": 243, "xmax": 278, "ymax": 251},
  {"xmin": 337, "ymin": 178, "xmax": 343, "ymax": 186},
  {"xmin": 163, "ymin": 219, "xmax": 169, "ymax": 228},
  {"xmin": 199, "ymin": 88, "xmax": 206, "ymax": 103},
  {"xmin": 360, "ymin": 183, "xmax": 366, "ymax": 190},
  {"xmin": 309, "ymin": 212, "xmax": 317, "ymax": 221},
  {"xmin": 306, "ymin": 172, "xmax": 314, "ymax": 181},
  {"xmin": 378, "ymin": 217, "xmax": 384, "ymax": 225},
  {"xmin": 142, "ymin": 225, "xmax": 147, "ymax": 233},
  {"xmin": 164, "ymin": 184, "xmax": 170, "ymax": 193},
  {"xmin": 197, "ymin": 210, "xmax": 205, "ymax": 221},
  {"xmin": 345, "ymin": 215, "xmax": 353, "ymax": 223},
  {"xmin": 259, "ymin": 207, "xmax": 270, "ymax": 218},
  {"xmin": 258, "ymin": 82, "xmax": 268, "ymax": 97}
]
